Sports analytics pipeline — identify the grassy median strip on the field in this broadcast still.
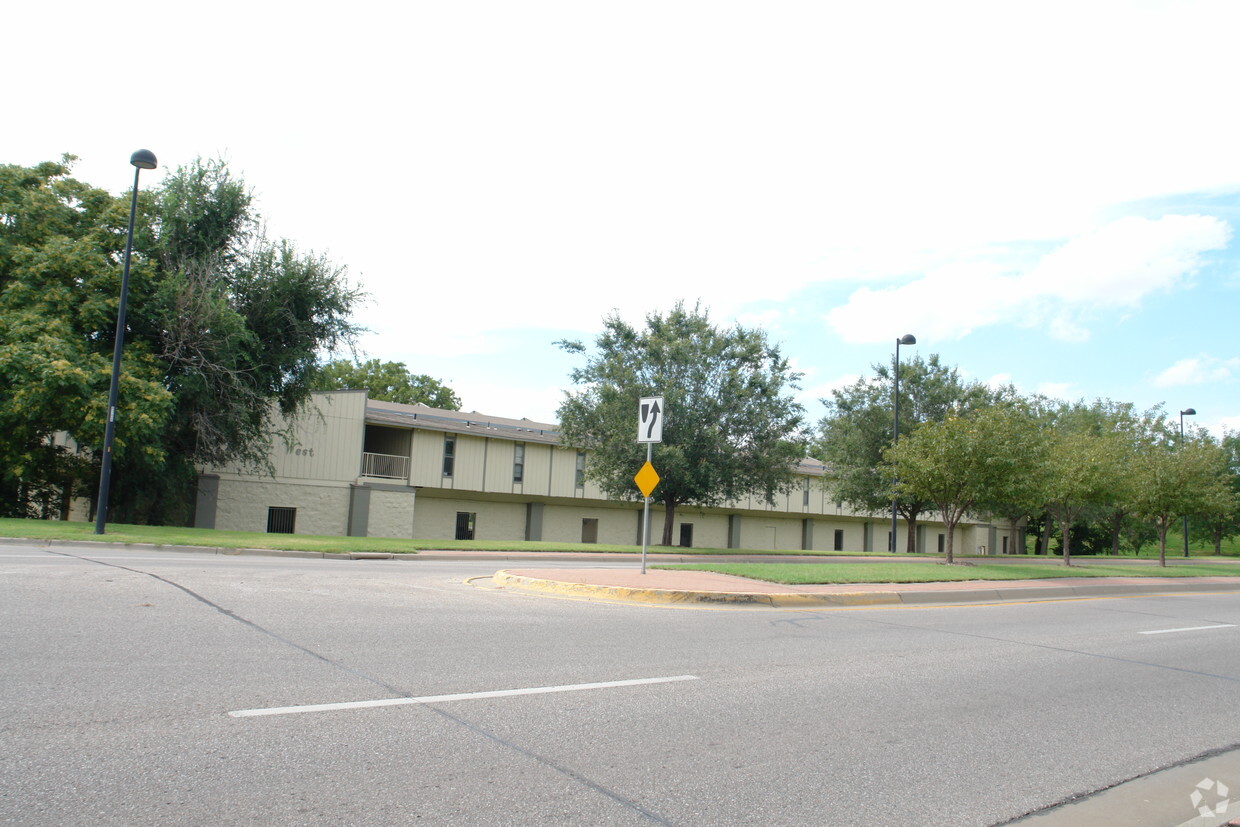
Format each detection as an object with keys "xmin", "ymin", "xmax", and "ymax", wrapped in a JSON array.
[
  {"xmin": 0, "ymin": 518, "xmax": 876, "ymax": 556},
  {"xmin": 0, "ymin": 518, "xmax": 637, "ymax": 553},
  {"xmin": 654, "ymin": 562, "xmax": 1240, "ymax": 584}
]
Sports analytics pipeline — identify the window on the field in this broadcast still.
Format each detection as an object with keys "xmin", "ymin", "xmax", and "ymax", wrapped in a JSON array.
[
  {"xmin": 455, "ymin": 511, "xmax": 476, "ymax": 540},
  {"xmin": 442, "ymin": 434, "xmax": 456, "ymax": 477},
  {"xmin": 267, "ymin": 507, "xmax": 296, "ymax": 534},
  {"xmin": 513, "ymin": 442, "xmax": 525, "ymax": 483},
  {"xmin": 802, "ymin": 478, "xmax": 810, "ymax": 507},
  {"xmin": 575, "ymin": 451, "xmax": 586, "ymax": 489}
]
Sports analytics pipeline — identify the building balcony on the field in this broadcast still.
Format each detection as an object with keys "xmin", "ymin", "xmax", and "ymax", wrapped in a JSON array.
[{"xmin": 361, "ymin": 452, "xmax": 410, "ymax": 480}]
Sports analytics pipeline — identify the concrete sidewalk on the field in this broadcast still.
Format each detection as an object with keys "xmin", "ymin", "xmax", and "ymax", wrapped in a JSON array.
[{"xmin": 491, "ymin": 567, "xmax": 1240, "ymax": 607}]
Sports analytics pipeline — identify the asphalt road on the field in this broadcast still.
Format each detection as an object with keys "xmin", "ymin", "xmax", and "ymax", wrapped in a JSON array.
[{"xmin": 3, "ymin": 543, "xmax": 1240, "ymax": 826}]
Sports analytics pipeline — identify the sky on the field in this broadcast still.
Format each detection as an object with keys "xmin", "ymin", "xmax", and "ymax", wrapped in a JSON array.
[{"xmin": 11, "ymin": 0, "xmax": 1240, "ymax": 434}]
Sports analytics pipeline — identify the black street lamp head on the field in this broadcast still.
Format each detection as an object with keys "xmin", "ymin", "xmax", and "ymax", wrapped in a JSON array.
[
  {"xmin": 130, "ymin": 149, "xmax": 158, "ymax": 170},
  {"xmin": 898, "ymin": 333, "xmax": 917, "ymax": 346},
  {"xmin": 1181, "ymin": 408, "xmax": 1197, "ymax": 416}
]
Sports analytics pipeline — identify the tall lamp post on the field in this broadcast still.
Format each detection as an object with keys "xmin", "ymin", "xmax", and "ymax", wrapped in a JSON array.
[
  {"xmin": 892, "ymin": 333, "xmax": 916, "ymax": 552},
  {"xmin": 94, "ymin": 149, "xmax": 158, "ymax": 535},
  {"xmin": 1180, "ymin": 407, "xmax": 1196, "ymax": 558}
]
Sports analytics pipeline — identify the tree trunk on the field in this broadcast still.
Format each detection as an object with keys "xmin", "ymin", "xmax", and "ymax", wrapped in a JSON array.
[
  {"xmin": 1157, "ymin": 518, "xmax": 1168, "ymax": 567},
  {"xmin": 1008, "ymin": 517, "xmax": 1021, "ymax": 555},
  {"xmin": 660, "ymin": 498, "xmax": 677, "ymax": 546},
  {"xmin": 1039, "ymin": 519, "xmax": 1052, "ymax": 555},
  {"xmin": 58, "ymin": 479, "xmax": 73, "ymax": 521},
  {"xmin": 905, "ymin": 514, "xmax": 918, "ymax": 554},
  {"xmin": 1061, "ymin": 520, "xmax": 1072, "ymax": 566},
  {"xmin": 944, "ymin": 519, "xmax": 956, "ymax": 564},
  {"xmin": 1109, "ymin": 511, "xmax": 1123, "ymax": 556}
]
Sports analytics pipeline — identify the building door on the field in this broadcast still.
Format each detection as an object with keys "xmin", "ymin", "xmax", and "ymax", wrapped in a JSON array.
[
  {"xmin": 581, "ymin": 518, "xmax": 599, "ymax": 544},
  {"xmin": 679, "ymin": 523, "xmax": 693, "ymax": 548},
  {"xmin": 455, "ymin": 511, "xmax": 475, "ymax": 540},
  {"xmin": 833, "ymin": 529, "xmax": 844, "ymax": 551}
]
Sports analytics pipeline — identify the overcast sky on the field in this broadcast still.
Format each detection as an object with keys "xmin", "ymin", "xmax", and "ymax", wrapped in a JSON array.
[{"xmin": 12, "ymin": 0, "xmax": 1240, "ymax": 433}]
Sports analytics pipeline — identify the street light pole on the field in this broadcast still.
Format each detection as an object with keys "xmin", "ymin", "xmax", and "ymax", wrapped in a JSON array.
[
  {"xmin": 94, "ymin": 149, "xmax": 158, "ymax": 535},
  {"xmin": 892, "ymin": 333, "xmax": 916, "ymax": 552},
  {"xmin": 1180, "ymin": 407, "xmax": 1196, "ymax": 558}
]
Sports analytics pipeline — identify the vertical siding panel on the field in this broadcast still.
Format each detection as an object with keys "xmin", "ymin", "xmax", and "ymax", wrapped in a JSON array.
[
  {"xmin": 484, "ymin": 439, "xmax": 514, "ymax": 492},
  {"xmin": 550, "ymin": 448, "xmax": 577, "ymax": 497},
  {"xmin": 524, "ymin": 444, "xmax": 551, "ymax": 493},
  {"xmin": 409, "ymin": 430, "xmax": 445, "ymax": 487},
  {"xmin": 455, "ymin": 434, "xmax": 485, "ymax": 490}
]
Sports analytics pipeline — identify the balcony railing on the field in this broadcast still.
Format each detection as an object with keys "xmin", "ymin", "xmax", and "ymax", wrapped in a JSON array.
[{"xmin": 361, "ymin": 452, "xmax": 410, "ymax": 480}]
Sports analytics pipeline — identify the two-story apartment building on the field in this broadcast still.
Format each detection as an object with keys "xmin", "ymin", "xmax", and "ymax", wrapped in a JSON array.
[{"xmin": 193, "ymin": 390, "xmax": 1000, "ymax": 552}]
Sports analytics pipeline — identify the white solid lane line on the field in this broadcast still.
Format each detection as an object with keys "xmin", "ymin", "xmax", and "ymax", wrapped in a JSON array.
[
  {"xmin": 229, "ymin": 674, "xmax": 700, "ymax": 718},
  {"xmin": 1139, "ymin": 624, "xmax": 1236, "ymax": 635}
]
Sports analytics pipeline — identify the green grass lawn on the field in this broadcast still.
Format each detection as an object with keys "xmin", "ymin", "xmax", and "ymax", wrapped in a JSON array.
[
  {"xmin": 1026, "ymin": 536, "xmax": 1240, "ymax": 557},
  {"xmin": 654, "ymin": 561, "xmax": 1240, "ymax": 585},
  {"xmin": 0, "ymin": 517, "xmax": 902, "ymax": 557},
  {"xmin": 4, "ymin": 517, "xmax": 1236, "ymax": 565}
]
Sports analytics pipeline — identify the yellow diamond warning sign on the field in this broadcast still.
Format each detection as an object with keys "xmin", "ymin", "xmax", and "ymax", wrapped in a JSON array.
[{"xmin": 634, "ymin": 461, "xmax": 660, "ymax": 498}]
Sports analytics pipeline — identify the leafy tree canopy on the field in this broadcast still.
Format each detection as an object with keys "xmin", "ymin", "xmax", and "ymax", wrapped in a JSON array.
[
  {"xmin": 885, "ymin": 405, "xmax": 1044, "ymax": 563},
  {"xmin": 1190, "ymin": 431, "xmax": 1240, "ymax": 554},
  {"xmin": 0, "ymin": 156, "xmax": 364, "ymax": 523},
  {"xmin": 1126, "ymin": 430, "xmax": 1236, "ymax": 565},
  {"xmin": 556, "ymin": 302, "xmax": 806, "ymax": 545},
  {"xmin": 1038, "ymin": 399, "xmax": 1152, "ymax": 565},
  {"xmin": 814, "ymin": 353, "xmax": 1001, "ymax": 551},
  {"xmin": 311, "ymin": 358, "xmax": 461, "ymax": 409}
]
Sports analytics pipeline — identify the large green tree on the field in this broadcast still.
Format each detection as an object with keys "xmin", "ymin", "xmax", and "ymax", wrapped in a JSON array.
[
  {"xmin": 885, "ymin": 405, "xmax": 1044, "ymax": 564},
  {"xmin": 1039, "ymin": 401, "xmax": 1144, "ymax": 566},
  {"xmin": 1127, "ymin": 430, "xmax": 1236, "ymax": 566},
  {"xmin": 1190, "ymin": 431, "xmax": 1240, "ymax": 555},
  {"xmin": 0, "ymin": 156, "xmax": 363, "ymax": 523},
  {"xmin": 311, "ymin": 358, "xmax": 461, "ymax": 409},
  {"xmin": 815, "ymin": 353, "xmax": 999, "ymax": 552},
  {"xmin": 556, "ymin": 303, "xmax": 806, "ymax": 546}
]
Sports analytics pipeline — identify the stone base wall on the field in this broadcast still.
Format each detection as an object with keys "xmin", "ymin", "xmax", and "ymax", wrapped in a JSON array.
[{"xmin": 208, "ymin": 478, "xmax": 351, "ymax": 536}]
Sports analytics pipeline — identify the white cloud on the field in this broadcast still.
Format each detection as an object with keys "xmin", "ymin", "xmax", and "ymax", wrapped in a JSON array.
[
  {"xmin": 1036, "ymin": 382, "xmax": 1074, "ymax": 401},
  {"xmin": 1153, "ymin": 356, "xmax": 1240, "ymax": 388},
  {"xmin": 1027, "ymin": 216, "xmax": 1224, "ymax": 306},
  {"xmin": 454, "ymin": 381, "xmax": 568, "ymax": 425},
  {"xmin": 801, "ymin": 373, "xmax": 864, "ymax": 404},
  {"xmin": 1214, "ymin": 416, "xmax": 1240, "ymax": 437},
  {"xmin": 826, "ymin": 215, "xmax": 1231, "ymax": 345}
]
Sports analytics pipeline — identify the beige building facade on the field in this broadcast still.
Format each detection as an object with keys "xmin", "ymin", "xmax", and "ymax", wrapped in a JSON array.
[{"xmin": 195, "ymin": 391, "xmax": 1001, "ymax": 553}]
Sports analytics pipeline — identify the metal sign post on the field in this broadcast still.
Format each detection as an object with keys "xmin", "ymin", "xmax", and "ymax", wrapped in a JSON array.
[
  {"xmin": 641, "ymin": 444, "xmax": 653, "ymax": 574},
  {"xmin": 635, "ymin": 397, "xmax": 664, "ymax": 574}
]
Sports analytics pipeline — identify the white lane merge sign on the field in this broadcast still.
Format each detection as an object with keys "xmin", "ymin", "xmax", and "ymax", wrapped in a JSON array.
[{"xmin": 638, "ymin": 396, "xmax": 664, "ymax": 443}]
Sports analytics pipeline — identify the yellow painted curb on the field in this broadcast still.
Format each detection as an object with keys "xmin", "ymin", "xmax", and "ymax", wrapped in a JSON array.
[{"xmin": 491, "ymin": 571, "xmax": 902, "ymax": 607}]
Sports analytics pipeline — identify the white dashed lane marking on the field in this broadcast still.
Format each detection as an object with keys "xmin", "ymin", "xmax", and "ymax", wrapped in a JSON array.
[
  {"xmin": 1139, "ymin": 624, "xmax": 1236, "ymax": 635},
  {"xmin": 229, "ymin": 674, "xmax": 700, "ymax": 718}
]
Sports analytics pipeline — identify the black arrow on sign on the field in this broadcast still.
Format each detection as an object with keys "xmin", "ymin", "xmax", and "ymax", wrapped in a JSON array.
[{"xmin": 645, "ymin": 400, "xmax": 661, "ymax": 439}]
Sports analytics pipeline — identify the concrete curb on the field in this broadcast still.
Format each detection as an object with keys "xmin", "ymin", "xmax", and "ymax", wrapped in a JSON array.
[{"xmin": 492, "ymin": 570, "xmax": 1240, "ymax": 607}]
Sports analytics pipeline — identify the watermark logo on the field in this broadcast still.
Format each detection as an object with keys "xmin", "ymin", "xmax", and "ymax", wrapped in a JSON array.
[{"xmin": 1190, "ymin": 777, "xmax": 1230, "ymax": 819}]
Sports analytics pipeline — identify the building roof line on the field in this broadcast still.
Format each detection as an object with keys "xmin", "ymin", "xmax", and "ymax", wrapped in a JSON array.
[{"xmin": 370, "ymin": 407, "xmax": 561, "ymax": 438}]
